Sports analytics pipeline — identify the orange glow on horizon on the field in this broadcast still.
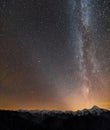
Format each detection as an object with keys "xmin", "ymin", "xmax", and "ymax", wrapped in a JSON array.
[
  {"xmin": 0, "ymin": 84, "xmax": 110, "ymax": 111},
  {"xmin": 0, "ymin": 100, "xmax": 110, "ymax": 111}
]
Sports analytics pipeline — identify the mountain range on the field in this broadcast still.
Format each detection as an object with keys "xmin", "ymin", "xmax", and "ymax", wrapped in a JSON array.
[{"xmin": 0, "ymin": 106, "xmax": 110, "ymax": 130}]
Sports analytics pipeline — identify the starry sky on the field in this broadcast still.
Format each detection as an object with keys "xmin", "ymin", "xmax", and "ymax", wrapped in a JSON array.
[{"xmin": 0, "ymin": 0, "xmax": 110, "ymax": 110}]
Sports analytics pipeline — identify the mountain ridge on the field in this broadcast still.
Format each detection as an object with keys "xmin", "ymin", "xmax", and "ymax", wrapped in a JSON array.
[
  {"xmin": 19, "ymin": 105, "xmax": 109, "ymax": 116},
  {"xmin": 17, "ymin": 105, "xmax": 108, "ymax": 112},
  {"xmin": 0, "ymin": 106, "xmax": 110, "ymax": 130}
]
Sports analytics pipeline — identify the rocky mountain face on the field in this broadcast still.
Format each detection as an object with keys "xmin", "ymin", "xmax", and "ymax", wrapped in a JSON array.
[{"xmin": 0, "ymin": 106, "xmax": 110, "ymax": 130}]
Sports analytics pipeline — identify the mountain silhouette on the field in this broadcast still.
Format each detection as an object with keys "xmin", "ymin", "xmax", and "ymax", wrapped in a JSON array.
[{"xmin": 0, "ymin": 106, "xmax": 110, "ymax": 130}]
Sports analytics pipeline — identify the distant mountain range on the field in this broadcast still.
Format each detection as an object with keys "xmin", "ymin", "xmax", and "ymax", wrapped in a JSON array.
[{"xmin": 0, "ymin": 106, "xmax": 110, "ymax": 130}]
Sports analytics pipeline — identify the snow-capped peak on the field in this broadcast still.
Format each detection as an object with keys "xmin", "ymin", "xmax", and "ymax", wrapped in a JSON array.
[{"xmin": 75, "ymin": 106, "xmax": 108, "ymax": 116}]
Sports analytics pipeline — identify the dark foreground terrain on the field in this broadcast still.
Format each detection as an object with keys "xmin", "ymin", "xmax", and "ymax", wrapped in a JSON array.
[{"xmin": 0, "ymin": 106, "xmax": 110, "ymax": 130}]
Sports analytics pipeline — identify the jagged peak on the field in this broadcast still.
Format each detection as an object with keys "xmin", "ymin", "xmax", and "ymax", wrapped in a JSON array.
[
  {"xmin": 74, "ymin": 106, "xmax": 109, "ymax": 116},
  {"xmin": 91, "ymin": 105, "xmax": 100, "ymax": 110}
]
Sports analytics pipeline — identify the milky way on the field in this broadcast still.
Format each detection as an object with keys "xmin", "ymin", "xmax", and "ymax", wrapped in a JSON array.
[
  {"xmin": 79, "ymin": 0, "xmax": 98, "ymax": 98},
  {"xmin": 60, "ymin": 0, "xmax": 110, "ymax": 109},
  {"xmin": 79, "ymin": 0, "xmax": 106, "ymax": 98}
]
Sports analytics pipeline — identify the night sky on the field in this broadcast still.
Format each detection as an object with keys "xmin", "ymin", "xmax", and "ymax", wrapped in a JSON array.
[{"xmin": 0, "ymin": 0, "xmax": 110, "ymax": 110}]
